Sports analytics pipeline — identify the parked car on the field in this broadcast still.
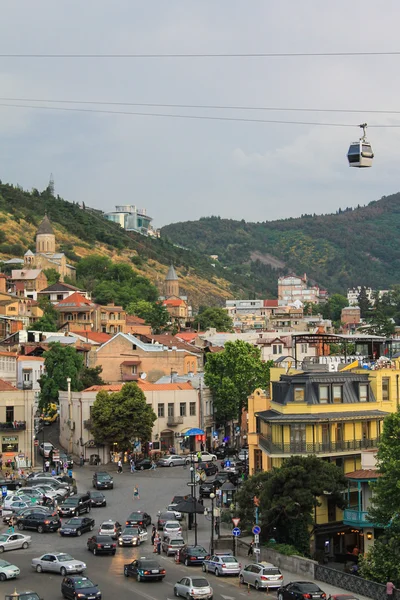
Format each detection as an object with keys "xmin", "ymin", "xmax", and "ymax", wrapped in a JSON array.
[
  {"xmin": 167, "ymin": 504, "xmax": 182, "ymax": 520},
  {"xmin": 178, "ymin": 545, "xmax": 210, "ymax": 566},
  {"xmin": 58, "ymin": 493, "xmax": 91, "ymax": 518},
  {"xmin": 186, "ymin": 451, "xmax": 217, "ymax": 464},
  {"xmin": 15, "ymin": 489, "xmax": 43, "ymax": 502},
  {"xmin": 238, "ymin": 448, "xmax": 249, "ymax": 461},
  {"xmin": 197, "ymin": 462, "xmax": 218, "ymax": 476},
  {"xmin": 31, "ymin": 552, "xmax": 86, "ymax": 576},
  {"xmin": 162, "ymin": 535, "xmax": 185, "ymax": 556},
  {"xmin": 0, "ymin": 478, "xmax": 26, "ymax": 491},
  {"xmin": 135, "ymin": 459, "xmax": 153, "ymax": 470},
  {"xmin": 0, "ymin": 559, "xmax": 20, "ymax": 580},
  {"xmin": 171, "ymin": 495, "xmax": 185, "ymax": 505},
  {"xmin": 98, "ymin": 519, "xmax": 121, "ymax": 539},
  {"xmin": 222, "ymin": 459, "xmax": 244, "ymax": 474},
  {"xmin": 92, "ymin": 471, "xmax": 113, "ymax": 490},
  {"xmin": 61, "ymin": 575, "xmax": 101, "ymax": 600},
  {"xmin": 157, "ymin": 511, "xmax": 176, "ymax": 530},
  {"xmin": 0, "ymin": 533, "xmax": 31, "ymax": 552},
  {"xmin": 118, "ymin": 526, "xmax": 147, "ymax": 547},
  {"xmin": 87, "ymin": 534, "xmax": 116, "ymax": 555},
  {"xmin": 157, "ymin": 455, "xmax": 186, "ymax": 467},
  {"xmin": 174, "ymin": 576, "xmax": 213, "ymax": 600},
  {"xmin": 16, "ymin": 511, "xmax": 61, "ymax": 533},
  {"xmin": 215, "ymin": 447, "xmax": 237, "ymax": 460},
  {"xmin": 239, "ymin": 562, "xmax": 283, "ymax": 589},
  {"xmin": 202, "ymin": 554, "xmax": 242, "ymax": 576},
  {"xmin": 38, "ymin": 442, "xmax": 54, "ymax": 457},
  {"xmin": 277, "ymin": 582, "xmax": 327, "ymax": 600},
  {"xmin": 163, "ymin": 521, "xmax": 182, "ymax": 539},
  {"xmin": 59, "ymin": 517, "xmax": 95, "ymax": 537},
  {"xmin": 56, "ymin": 452, "xmax": 74, "ymax": 470},
  {"xmin": 5, "ymin": 593, "xmax": 40, "ymax": 600},
  {"xmin": 124, "ymin": 558, "xmax": 166, "ymax": 581},
  {"xmin": 88, "ymin": 491, "xmax": 106, "ymax": 508},
  {"xmin": 125, "ymin": 510, "xmax": 151, "ymax": 528}
]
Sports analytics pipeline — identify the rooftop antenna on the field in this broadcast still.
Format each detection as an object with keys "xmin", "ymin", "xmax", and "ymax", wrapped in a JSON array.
[{"xmin": 47, "ymin": 173, "xmax": 55, "ymax": 196}]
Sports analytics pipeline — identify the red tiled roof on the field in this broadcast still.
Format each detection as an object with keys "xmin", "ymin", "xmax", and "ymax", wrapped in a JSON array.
[
  {"xmin": 56, "ymin": 292, "xmax": 93, "ymax": 308},
  {"xmin": 176, "ymin": 332, "xmax": 202, "ymax": 343},
  {"xmin": 0, "ymin": 379, "xmax": 18, "ymax": 391},
  {"xmin": 70, "ymin": 331, "xmax": 111, "ymax": 344},
  {"xmin": 163, "ymin": 298, "xmax": 185, "ymax": 307},
  {"xmin": 345, "ymin": 469, "xmax": 380, "ymax": 480},
  {"xmin": 141, "ymin": 334, "xmax": 202, "ymax": 354},
  {"xmin": 0, "ymin": 352, "xmax": 17, "ymax": 358},
  {"xmin": 126, "ymin": 315, "xmax": 146, "ymax": 325},
  {"xmin": 83, "ymin": 381, "xmax": 194, "ymax": 392},
  {"xmin": 264, "ymin": 300, "xmax": 279, "ymax": 307},
  {"xmin": 207, "ymin": 346, "xmax": 224, "ymax": 353},
  {"xmin": 17, "ymin": 356, "xmax": 44, "ymax": 362}
]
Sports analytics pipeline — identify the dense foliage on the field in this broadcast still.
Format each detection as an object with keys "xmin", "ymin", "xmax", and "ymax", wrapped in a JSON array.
[
  {"xmin": 162, "ymin": 193, "xmax": 400, "ymax": 295},
  {"xmin": 91, "ymin": 383, "xmax": 157, "ymax": 450},
  {"xmin": 38, "ymin": 343, "xmax": 84, "ymax": 411},
  {"xmin": 126, "ymin": 299, "xmax": 171, "ymax": 333},
  {"xmin": 204, "ymin": 340, "xmax": 272, "ymax": 424},
  {"xmin": 193, "ymin": 307, "xmax": 234, "ymax": 332},
  {"xmin": 236, "ymin": 456, "xmax": 347, "ymax": 556}
]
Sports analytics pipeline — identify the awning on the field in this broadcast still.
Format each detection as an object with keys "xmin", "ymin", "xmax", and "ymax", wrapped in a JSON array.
[
  {"xmin": 184, "ymin": 428, "xmax": 205, "ymax": 436},
  {"xmin": 121, "ymin": 360, "xmax": 142, "ymax": 366}
]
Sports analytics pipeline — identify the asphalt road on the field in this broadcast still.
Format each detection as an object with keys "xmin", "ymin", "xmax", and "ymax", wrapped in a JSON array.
[{"xmin": 0, "ymin": 423, "xmax": 369, "ymax": 600}]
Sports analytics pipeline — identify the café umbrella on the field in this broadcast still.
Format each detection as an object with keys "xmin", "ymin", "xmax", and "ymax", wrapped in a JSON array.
[{"xmin": 174, "ymin": 496, "xmax": 205, "ymax": 546}]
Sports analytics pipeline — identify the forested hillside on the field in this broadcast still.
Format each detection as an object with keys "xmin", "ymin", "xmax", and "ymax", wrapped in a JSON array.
[{"xmin": 161, "ymin": 193, "xmax": 400, "ymax": 294}]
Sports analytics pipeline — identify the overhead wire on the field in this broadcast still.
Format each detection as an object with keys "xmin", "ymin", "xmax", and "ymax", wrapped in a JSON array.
[
  {"xmin": 1, "ymin": 51, "xmax": 400, "ymax": 58},
  {"xmin": 0, "ymin": 101, "xmax": 398, "ymax": 128}
]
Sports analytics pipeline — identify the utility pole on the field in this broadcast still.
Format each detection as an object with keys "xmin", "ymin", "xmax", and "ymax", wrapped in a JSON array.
[{"xmin": 67, "ymin": 377, "xmax": 72, "ymax": 455}]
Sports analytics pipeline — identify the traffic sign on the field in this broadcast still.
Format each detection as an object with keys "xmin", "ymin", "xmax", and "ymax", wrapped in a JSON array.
[
  {"xmin": 254, "ymin": 548, "xmax": 261, "ymax": 554},
  {"xmin": 34, "ymin": 440, "xmax": 39, "ymax": 447},
  {"xmin": 254, "ymin": 534, "xmax": 259, "ymax": 543},
  {"xmin": 252, "ymin": 525, "xmax": 261, "ymax": 535},
  {"xmin": 1, "ymin": 486, "xmax": 7, "ymax": 497},
  {"xmin": 232, "ymin": 517, "xmax": 240, "ymax": 527},
  {"xmin": 225, "ymin": 460, "xmax": 231, "ymax": 468},
  {"xmin": 232, "ymin": 527, "xmax": 241, "ymax": 537}
]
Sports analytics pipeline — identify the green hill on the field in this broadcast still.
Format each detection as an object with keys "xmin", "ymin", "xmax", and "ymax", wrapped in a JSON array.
[
  {"xmin": 0, "ymin": 181, "xmax": 258, "ymax": 307},
  {"xmin": 161, "ymin": 193, "xmax": 400, "ymax": 296}
]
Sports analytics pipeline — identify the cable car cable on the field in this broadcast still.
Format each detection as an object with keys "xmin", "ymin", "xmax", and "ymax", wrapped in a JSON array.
[{"xmin": 2, "ymin": 51, "xmax": 400, "ymax": 58}]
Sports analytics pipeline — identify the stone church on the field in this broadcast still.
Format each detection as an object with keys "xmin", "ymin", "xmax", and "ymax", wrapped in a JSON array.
[{"xmin": 23, "ymin": 215, "xmax": 76, "ymax": 281}]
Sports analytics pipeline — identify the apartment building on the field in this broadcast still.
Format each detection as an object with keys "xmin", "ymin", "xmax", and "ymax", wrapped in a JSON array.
[
  {"xmin": 0, "ymin": 380, "xmax": 35, "ymax": 467},
  {"xmin": 278, "ymin": 274, "xmax": 320, "ymax": 305}
]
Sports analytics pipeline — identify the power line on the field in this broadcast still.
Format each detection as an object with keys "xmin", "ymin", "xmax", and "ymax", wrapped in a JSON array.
[
  {"xmin": 0, "ymin": 101, "xmax": 398, "ymax": 128},
  {"xmin": 1, "ymin": 51, "xmax": 400, "ymax": 58},
  {"xmin": 1, "ymin": 96, "xmax": 400, "ymax": 116}
]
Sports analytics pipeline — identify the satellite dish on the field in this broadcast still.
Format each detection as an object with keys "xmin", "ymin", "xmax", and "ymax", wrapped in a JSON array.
[{"xmin": 140, "ymin": 372, "xmax": 147, "ymax": 380}]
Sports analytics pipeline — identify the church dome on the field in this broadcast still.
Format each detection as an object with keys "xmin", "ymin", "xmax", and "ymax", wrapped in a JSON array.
[{"xmin": 36, "ymin": 215, "xmax": 54, "ymax": 236}]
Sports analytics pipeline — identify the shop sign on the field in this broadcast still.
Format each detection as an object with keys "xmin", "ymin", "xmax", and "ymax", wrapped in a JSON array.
[{"xmin": 2, "ymin": 436, "xmax": 18, "ymax": 443}]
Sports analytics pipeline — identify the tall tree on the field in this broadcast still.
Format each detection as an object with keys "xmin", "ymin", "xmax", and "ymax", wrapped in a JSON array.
[
  {"xmin": 79, "ymin": 366, "xmax": 105, "ymax": 389},
  {"xmin": 204, "ymin": 340, "xmax": 272, "ymax": 424},
  {"xmin": 91, "ymin": 383, "xmax": 157, "ymax": 450},
  {"xmin": 357, "ymin": 286, "xmax": 372, "ymax": 318},
  {"xmin": 193, "ymin": 307, "xmax": 234, "ymax": 332},
  {"xmin": 33, "ymin": 297, "xmax": 58, "ymax": 332},
  {"xmin": 43, "ymin": 268, "xmax": 60, "ymax": 286},
  {"xmin": 38, "ymin": 343, "xmax": 84, "ymax": 411},
  {"xmin": 126, "ymin": 299, "xmax": 171, "ymax": 333}
]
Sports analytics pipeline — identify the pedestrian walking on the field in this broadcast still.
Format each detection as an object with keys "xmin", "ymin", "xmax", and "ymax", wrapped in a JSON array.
[
  {"xmin": 151, "ymin": 525, "xmax": 156, "ymax": 545},
  {"xmin": 153, "ymin": 533, "xmax": 160, "ymax": 553},
  {"xmin": 248, "ymin": 541, "xmax": 254, "ymax": 556},
  {"xmin": 387, "ymin": 581, "xmax": 395, "ymax": 600},
  {"xmin": 150, "ymin": 460, "xmax": 156, "ymax": 470},
  {"xmin": 80, "ymin": 453, "xmax": 84, "ymax": 467},
  {"xmin": 51, "ymin": 468, "xmax": 56, "ymax": 476},
  {"xmin": 44, "ymin": 460, "xmax": 50, "ymax": 473},
  {"xmin": 197, "ymin": 450, "xmax": 202, "ymax": 462},
  {"xmin": 63, "ymin": 462, "xmax": 68, "ymax": 474},
  {"xmin": 117, "ymin": 459, "xmax": 123, "ymax": 474},
  {"xmin": 130, "ymin": 459, "xmax": 136, "ymax": 473},
  {"xmin": 133, "ymin": 485, "xmax": 140, "ymax": 500}
]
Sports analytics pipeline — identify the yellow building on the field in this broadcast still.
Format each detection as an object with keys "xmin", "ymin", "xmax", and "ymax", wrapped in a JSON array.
[{"xmin": 247, "ymin": 363, "xmax": 400, "ymax": 557}]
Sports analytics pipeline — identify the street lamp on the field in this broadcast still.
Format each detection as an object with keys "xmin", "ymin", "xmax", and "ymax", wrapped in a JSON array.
[
  {"xmin": 209, "ymin": 492, "xmax": 215, "ymax": 555},
  {"xmin": 242, "ymin": 434, "xmax": 248, "ymax": 476},
  {"xmin": 189, "ymin": 464, "xmax": 198, "ymax": 546}
]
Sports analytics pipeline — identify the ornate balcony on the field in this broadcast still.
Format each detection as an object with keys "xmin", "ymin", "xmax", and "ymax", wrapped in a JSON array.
[
  {"xmin": 343, "ymin": 508, "xmax": 379, "ymax": 528},
  {"xmin": 167, "ymin": 416, "xmax": 184, "ymax": 427},
  {"xmin": 259, "ymin": 434, "xmax": 379, "ymax": 455},
  {"xmin": 0, "ymin": 421, "xmax": 26, "ymax": 431}
]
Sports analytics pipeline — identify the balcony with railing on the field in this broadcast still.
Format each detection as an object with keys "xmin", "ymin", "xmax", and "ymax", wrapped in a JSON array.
[
  {"xmin": 0, "ymin": 421, "xmax": 26, "ymax": 431},
  {"xmin": 343, "ymin": 508, "xmax": 380, "ymax": 528},
  {"xmin": 167, "ymin": 415, "xmax": 184, "ymax": 427},
  {"xmin": 259, "ymin": 434, "xmax": 379, "ymax": 455}
]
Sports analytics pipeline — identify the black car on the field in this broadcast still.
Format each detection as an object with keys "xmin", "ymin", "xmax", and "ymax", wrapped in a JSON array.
[
  {"xmin": 87, "ymin": 534, "xmax": 116, "ymax": 555},
  {"xmin": 171, "ymin": 495, "xmax": 185, "ymax": 505},
  {"xmin": 135, "ymin": 459, "xmax": 152, "ymax": 470},
  {"xmin": 58, "ymin": 493, "xmax": 91, "ymax": 518},
  {"xmin": 61, "ymin": 575, "xmax": 101, "ymax": 600},
  {"xmin": 16, "ymin": 511, "xmax": 61, "ymax": 533},
  {"xmin": 6, "ymin": 592, "xmax": 41, "ymax": 600},
  {"xmin": 277, "ymin": 582, "xmax": 327, "ymax": 600},
  {"xmin": 0, "ymin": 478, "xmax": 26, "ymax": 491},
  {"xmin": 89, "ymin": 491, "xmax": 107, "ymax": 507},
  {"xmin": 124, "ymin": 558, "xmax": 166, "ymax": 581},
  {"xmin": 60, "ymin": 517, "xmax": 95, "ymax": 537},
  {"xmin": 215, "ymin": 446, "xmax": 237, "ymax": 459},
  {"xmin": 125, "ymin": 510, "xmax": 151, "ymax": 528},
  {"xmin": 178, "ymin": 545, "xmax": 210, "ymax": 566},
  {"xmin": 92, "ymin": 472, "xmax": 113, "ymax": 490},
  {"xmin": 198, "ymin": 462, "xmax": 218, "ymax": 476},
  {"xmin": 157, "ymin": 511, "xmax": 176, "ymax": 530}
]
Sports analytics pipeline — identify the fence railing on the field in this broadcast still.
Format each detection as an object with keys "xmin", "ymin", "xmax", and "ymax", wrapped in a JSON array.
[
  {"xmin": 315, "ymin": 565, "xmax": 391, "ymax": 600},
  {"xmin": 259, "ymin": 435, "xmax": 380, "ymax": 455}
]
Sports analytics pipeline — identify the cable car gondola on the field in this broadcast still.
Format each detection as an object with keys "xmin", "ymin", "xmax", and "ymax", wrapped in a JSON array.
[{"xmin": 347, "ymin": 123, "xmax": 374, "ymax": 168}]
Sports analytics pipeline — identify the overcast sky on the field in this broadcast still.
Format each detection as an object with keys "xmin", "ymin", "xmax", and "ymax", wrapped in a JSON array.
[{"xmin": 1, "ymin": 2, "xmax": 400, "ymax": 228}]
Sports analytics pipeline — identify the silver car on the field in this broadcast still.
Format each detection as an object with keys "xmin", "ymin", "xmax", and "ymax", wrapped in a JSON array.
[
  {"xmin": 163, "ymin": 521, "xmax": 182, "ymax": 540},
  {"xmin": 162, "ymin": 535, "xmax": 185, "ymax": 556},
  {"xmin": 239, "ymin": 562, "xmax": 283, "ymax": 590},
  {"xmin": 202, "ymin": 554, "xmax": 241, "ymax": 576},
  {"xmin": 157, "ymin": 455, "xmax": 186, "ymax": 467},
  {"xmin": 0, "ymin": 533, "xmax": 31, "ymax": 552},
  {"xmin": 32, "ymin": 552, "xmax": 86, "ymax": 576},
  {"xmin": 174, "ymin": 576, "xmax": 213, "ymax": 600}
]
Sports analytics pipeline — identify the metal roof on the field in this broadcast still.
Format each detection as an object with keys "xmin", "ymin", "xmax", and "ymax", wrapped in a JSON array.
[{"xmin": 256, "ymin": 409, "xmax": 389, "ymax": 423}]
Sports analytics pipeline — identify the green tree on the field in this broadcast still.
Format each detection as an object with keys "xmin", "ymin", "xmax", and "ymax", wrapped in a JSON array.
[
  {"xmin": 235, "ymin": 471, "xmax": 272, "ymax": 527},
  {"xmin": 236, "ymin": 456, "xmax": 347, "ymax": 556},
  {"xmin": 321, "ymin": 294, "xmax": 348, "ymax": 323},
  {"xmin": 204, "ymin": 340, "xmax": 272, "ymax": 424},
  {"xmin": 363, "ymin": 308, "xmax": 395, "ymax": 336},
  {"xmin": 79, "ymin": 366, "xmax": 105, "ymax": 390},
  {"xmin": 38, "ymin": 343, "xmax": 84, "ymax": 411},
  {"xmin": 357, "ymin": 286, "xmax": 371, "ymax": 318},
  {"xmin": 91, "ymin": 383, "xmax": 157, "ymax": 450},
  {"xmin": 33, "ymin": 297, "xmax": 58, "ymax": 332},
  {"xmin": 43, "ymin": 268, "xmax": 60, "ymax": 286},
  {"xmin": 193, "ymin": 307, "xmax": 234, "ymax": 332},
  {"xmin": 126, "ymin": 300, "xmax": 171, "ymax": 333}
]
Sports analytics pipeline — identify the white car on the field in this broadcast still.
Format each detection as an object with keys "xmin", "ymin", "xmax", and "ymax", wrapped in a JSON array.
[
  {"xmin": 3, "ymin": 495, "xmax": 33, "ymax": 509},
  {"xmin": 39, "ymin": 442, "xmax": 54, "ymax": 457},
  {"xmin": 0, "ymin": 559, "xmax": 20, "ymax": 581},
  {"xmin": 32, "ymin": 552, "xmax": 86, "ymax": 575},
  {"xmin": 157, "ymin": 455, "xmax": 186, "ymax": 467},
  {"xmin": 163, "ymin": 521, "xmax": 182, "ymax": 540},
  {"xmin": 174, "ymin": 576, "xmax": 213, "ymax": 600},
  {"xmin": 167, "ymin": 504, "xmax": 182, "ymax": 520},
  {"xmin": 0, "ymin": 533, "xmax": 31, "ymax": 553},
  {"xmin": 186, "ymin": 451, "xmax": 217, "ymax": 464},
  {"xmin": 238, "ymin": 449, "xmax": 249, "ymax": 461},
  {"xmin": 202, "ymin": 554, "xmax": 242, "ymax": 576},
  {"xmin": 32, "ymin": 484, "xmax": 67, "ymax": 499}
]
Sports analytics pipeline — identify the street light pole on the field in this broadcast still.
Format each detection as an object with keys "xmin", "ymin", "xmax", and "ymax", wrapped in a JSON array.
[
  {"xmin": 210, "ymin": 492, "xmax": 215, "ymax": 555},
  {"xmin": 190, "ymin": 458, "xmax": 198, "ymax": 546}
]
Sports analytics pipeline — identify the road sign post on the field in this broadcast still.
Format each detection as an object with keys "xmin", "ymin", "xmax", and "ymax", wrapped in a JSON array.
[
  {"xmin": 232, "ymin": 527, "xmax": 241, "ymax": 556},
  {"xmin": 232, "ymin": 517, "xmax": 240, "ymax": 527}
]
